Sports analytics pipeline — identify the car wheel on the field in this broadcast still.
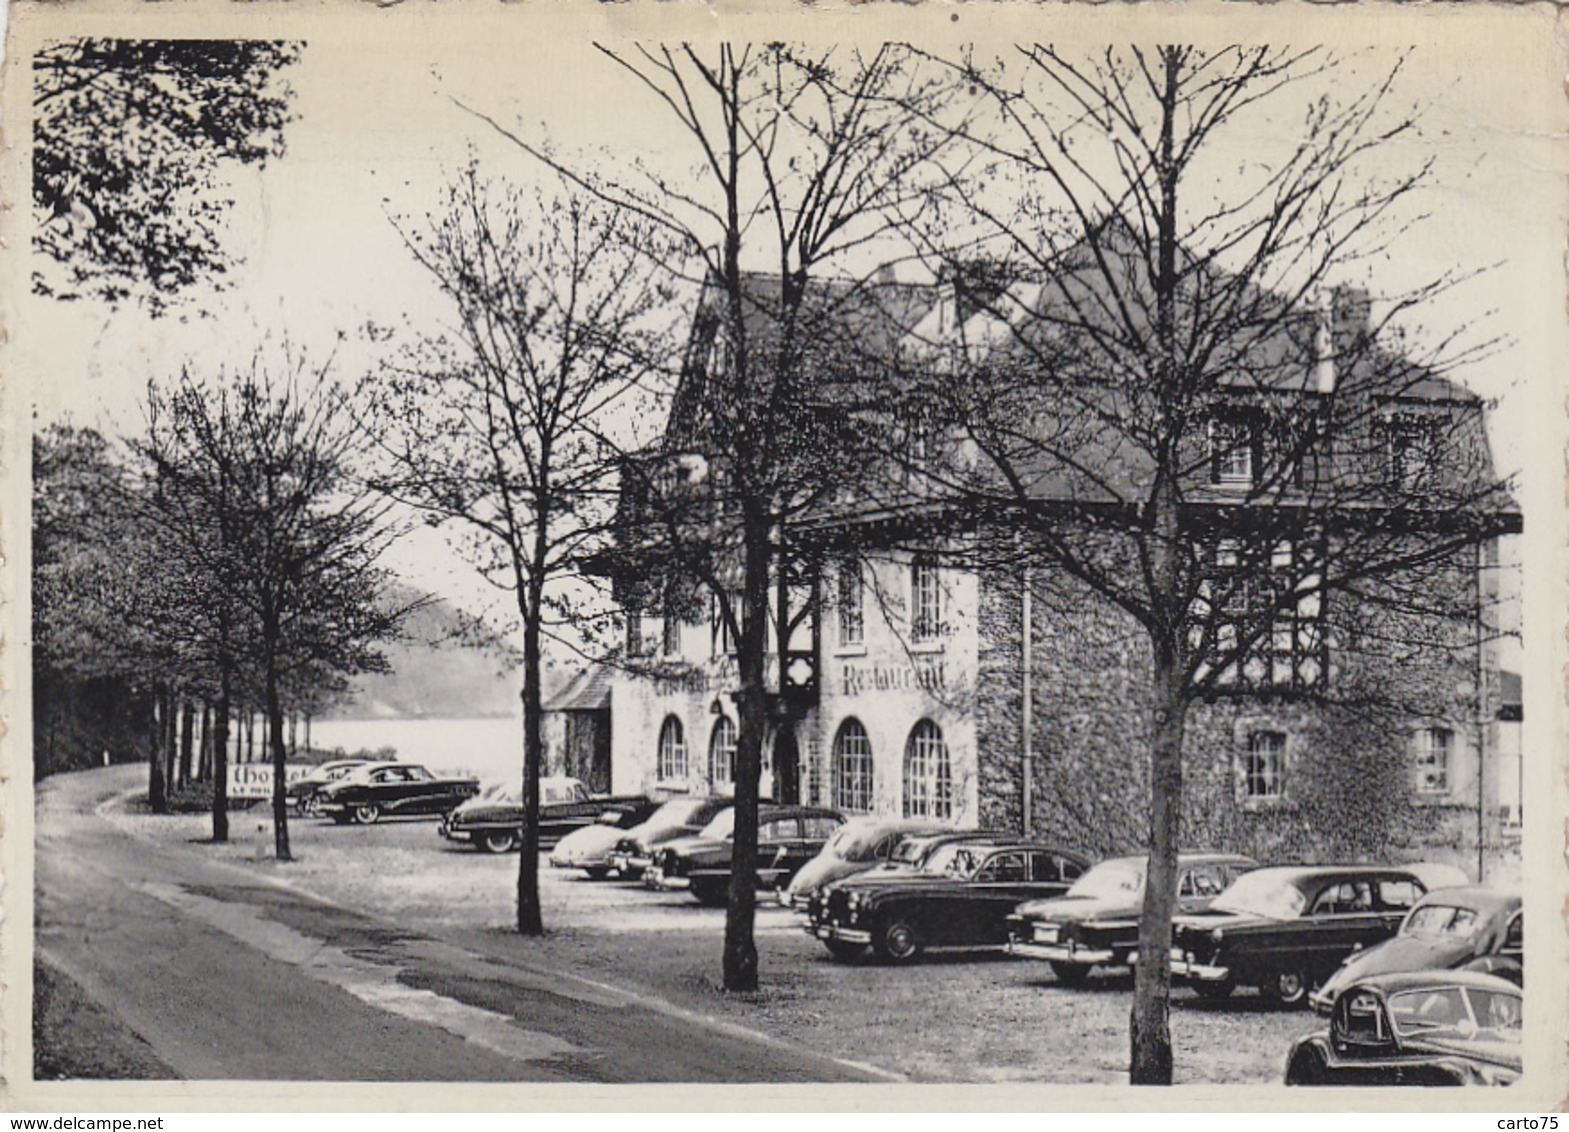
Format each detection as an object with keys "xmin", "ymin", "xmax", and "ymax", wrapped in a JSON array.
[
  {"xmin": 1284, "ymin": 1044, "xmax": 1329, "ymax": 1086},
  {"xmin": 690, "ymin": 880, "xmax": 728, "ymax": 907},
  {"xmin": 823, "ymin": 939, "xmax": 866, "ymax": 963},
  {"xmin": 1191, "ymin": 978, "xmax": 1236, "ymax": 1001},
  {"xmin": 351, "ymin": 803, "xmax": 381, "ymax": 825},
  {"xmin": 1049, "ymin": 961, "xmax": 1092, "ymax": 986},
  {"xmin": 874, "ymin": 918, "xmax": 922, "ymax": 964},
  {"xmin": 583, "ymin": 866, "xmax": 612, "ymax": 881},
  {"xmin": 480, "ymin": 830, "xmax": 519, "ymax": 854},
  {"xmin": 1264, "ymin": 966, "xmax": 1310, "ymax": 1007}
]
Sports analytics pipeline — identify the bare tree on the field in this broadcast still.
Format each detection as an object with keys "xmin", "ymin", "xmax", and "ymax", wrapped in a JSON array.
[
  {"xmin": 882, "ymin": 45, "xmax": 1516, "ymax": 1083},
  {"xmin": 142, "ymin": 358, "xmax": 408, "ymax": 858},
  {"xmin": 483, "ymin": 43, "xmax": 953, "ymax": 988},
  {"xmin": 363, "ymin": 168, "xmax": 677, "ymax": 934}
]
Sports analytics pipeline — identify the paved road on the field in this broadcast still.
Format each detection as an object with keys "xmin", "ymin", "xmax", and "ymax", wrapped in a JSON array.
[{"xmin": 34, "ymin": 766, "xmax": 883, "ymax": 1082}]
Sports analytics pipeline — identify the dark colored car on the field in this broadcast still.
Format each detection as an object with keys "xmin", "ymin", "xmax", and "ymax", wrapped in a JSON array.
[
  {"xmin": 1170, "ymin": 865, "xmax": 1428, "ymax": 1006},
  {"xmin": 1006, "ymin": 852, "xmax": 1257, "ymax": 983},
  {"xmin": 1310, "ymin": 886, "xmax": 1522, "ymax": 1014},
  {"xmin": 440, "ymin": 775, "xmax": 654, "ymax": 853},
  {"xmin": 316, "ymin": 762, "xmax": 480, "ymax": 825},
  {"xmin": 608, "ymin": 796, "xmax": 755, "ymax": 880},
  {"xmin": 779, "ymin": 817, "xmax": 949, "ymax": 911},
  {"xmin": 549, "ymin": 806, "xmax": 666, "ymax": 878},
  {"xmin": 288, "ymin": 758, "xmax": 372, "ymax": 814},
  {"xmin": 807, "ymin": 839, "xmax": 1092, "ymax": 963},
  {"xmin": 1285, "ymin": 970, "xmax": 1521, "ymax": 1086},
  {"xmin": 648, "ymin": 804, "xmax": 846, "ymax": 906}
]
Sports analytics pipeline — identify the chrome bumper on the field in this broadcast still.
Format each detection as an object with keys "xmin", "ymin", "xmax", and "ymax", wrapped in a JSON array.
[
  {"xmin": 1170, "ymin": 950, "xmax": 1231, "ymax": 982},
  {"xmin": 811, "ymin": 922, "xmax": 872, "ymax": 945},
  {"xmin": 1007, "ymin": 940, "xmax": 1117, "ymax": 965},
  {"xmin": 646, "ymin": 866, "xmax": 690, "ymax": 890}
]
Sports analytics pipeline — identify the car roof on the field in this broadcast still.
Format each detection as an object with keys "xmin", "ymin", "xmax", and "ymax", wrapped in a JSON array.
[
  {"xmin": 1096, "ymin": 853, "xmax": 1258, "ymax": 869},
  {"xmin": 958, "ymin": 840, "xmax": 1092, "ymax": 863},
  {"xmin": 1352, "ymin": 968, "xmax": 1522, "ymax": 996},
  {"xmin": 1245, "ymin": 864, "xmax": 1422, "ymax": 885},
  {"xmin": 758, "ymin": 804, "xmax": 844, "ymax": 821},
  {"xmin": 1411, "ymin": 885, "xmax": 1520, "ymax": 915}
]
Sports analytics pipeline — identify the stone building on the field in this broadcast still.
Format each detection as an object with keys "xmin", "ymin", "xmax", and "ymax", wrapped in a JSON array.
[{"xmin": 589, "ymin": 265, "xmax": 1520, "ymax": 879}]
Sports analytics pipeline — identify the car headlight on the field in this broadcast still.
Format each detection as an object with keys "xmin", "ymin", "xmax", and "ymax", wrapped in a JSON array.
[
  {"xmin": 845, "ymin": 891, "xmax": 862, "ymax": 911},
  {"xmin": 1209, "ymin": 928, "xmax": 1225, "ymax": 944}
]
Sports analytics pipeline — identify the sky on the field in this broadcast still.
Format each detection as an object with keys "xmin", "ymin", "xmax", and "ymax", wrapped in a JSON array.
[{"xmin": 9, "ymin": 5, "xmax": 1562, "ymax": 651}]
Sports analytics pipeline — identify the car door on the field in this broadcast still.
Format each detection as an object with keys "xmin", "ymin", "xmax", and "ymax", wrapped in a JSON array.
[
  {"xmin": 404, "ymin": 767, "xmax": 444, "ymax": 813},
  {"xmin": 949, "ymin": 850, "xmax": 1035, "ymax": 946},
  {"xmin": 1298, "ymin": 878, "xmax": 1392, "ymax": 979},
  {"xmin": 756, "ymin": 817, "xmax": 800, "ymax": 886}
]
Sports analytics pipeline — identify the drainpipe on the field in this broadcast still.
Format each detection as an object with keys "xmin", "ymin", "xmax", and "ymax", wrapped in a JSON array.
[
  {"xmin": 1022, "ymin": 568, "xmax": 1034, "ymax": 836},
  {"xmin": 1475, "ymin": 537, "xmax": 1487, "ymax": 884}
]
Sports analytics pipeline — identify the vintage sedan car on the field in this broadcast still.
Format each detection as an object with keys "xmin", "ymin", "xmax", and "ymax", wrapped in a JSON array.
[
  {"xmin": 1310, "ymin": 886, "xmax": 1522, "ymax": 1013},
  {"xmin": 317, "ymin": 762, "xmax": 480, "ymax": 825},
  {"xmin": 1170, "ymin": 865, "xmax": 1427, "ymax": 1005},
  {"xmin": 549, "ymin": 805, "xmax": 667, "ymax": 878},
  {"xmin": 647, "ymin": 804, "xmax": 845, "ymax": 906},
  {"xmin": 779, "ymin": 817, "xmax": 948, "ymax": 911},
  {"xmin": 1006, "ymin": 852, "xmax": 1257, "ymax": 983},
  {"xmin": 1285, "ymin": 970, "xmax": 1521, "ymax": 1086},
  {"xmin": 288, "ymin": 758, "xmax": 372, "ymax": 814},
  {"xmin": 609, "ymin": 796, "xmax": 752, "ymax": 880},
  {"xmin": 440, "ymin": 776, "xmax": 653, "ymax": 853},
  {"xmin": 807, "ymin": 839, "xmax": 1092, "ymax": 963}
]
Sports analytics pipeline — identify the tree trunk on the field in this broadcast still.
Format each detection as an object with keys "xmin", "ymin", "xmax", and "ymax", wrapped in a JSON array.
[
  {"xmin": 516, "ymin": 579, "xmax": 545, "ymax": 936},
  {"xmin": 723, "ymin": 506, "xmax": 772, "ymax": 992},
  {"xmin": 1130, "ymin": 650, "xmax": 1188, "ymax": 1085},
  {"xmin": 265, "ymin": 639, "xmax": 291, "ymax": 861},
  {"xmin": 211, "ymin": 618, "xmax": 232, "ymax": 843},
  {"xmin": 1130, "ymin": 49, "xmax": 1184, "ymax": 1087},
  {"xmin": 180, "ymin": 701, "xmax": 196, "ymax": 785},
  {"xmin": 147, "ymin": 688, "xmax": 167, "ymax": 813},
  {"xmin": 163, "ymin": 691, "xmax": 180, "ymax": 792}
]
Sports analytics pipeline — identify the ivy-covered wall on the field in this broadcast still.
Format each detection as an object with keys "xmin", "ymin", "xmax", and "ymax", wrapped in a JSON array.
[{"xmin": 975, "ymin": 551, "xmax": 1499, "ymax": 876}]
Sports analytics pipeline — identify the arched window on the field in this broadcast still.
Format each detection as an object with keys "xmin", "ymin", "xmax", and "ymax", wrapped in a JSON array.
[
  {"xmin": 832, "ymin": 718, "xmax": 874, "ymax": 813},
  {"xmin": 903, "ymin": 719, "xmax": 953, "ymax": 819},
  {"xmin": 657, "ymin": 716, "xmax": 687, "ymax": 782},
  {"xmin": 708, "ymin": 717, "xmax": 737, "ymax": 787}
]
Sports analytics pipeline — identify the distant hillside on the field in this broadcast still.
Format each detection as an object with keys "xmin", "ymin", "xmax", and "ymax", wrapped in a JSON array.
[{"xmin": 320, "ymin": 593, "xmax": 531, "ymax": 721}]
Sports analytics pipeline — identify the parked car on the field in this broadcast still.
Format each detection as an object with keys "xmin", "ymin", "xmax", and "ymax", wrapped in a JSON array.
[
  {"xmin": 870, "ymin": 829, "xmax": 1017, "ymax": 874},
  {"xmin": 1284, "ymin": 970, "xmax": 1521, "ymax": 1086},
  {"xmin": 807, "ymin": 839, "xmax": 1092, "ymax": 963},
  {"xmin": 648, "ymin": 804, "xmax": 846, "ymax": 906},
  {"xmin": 779, "ymin": 817, "xmax": 949, "ymax": 910},
  {"xmin": 1310, "ymin": 887, "xmax": 1522, "ymax": 1014},
  {"xmin": 288, "ymin": 758, "xmax": 373, "ymax": 814},
  {"xmin": 316, "ymin": 762, "xmax": 479, "ymax": 825},
  {"xmin": 609, "ymin": 796, "xmax": 753, "ymax": 880},
  {"xmin": 549, "ymin": 804, "xmax": 667, "ymax": 878},
  {"xmin": 440, "ymin": 775, "xmax": 653, "ymax": 853},
  {"xmin": 1170, "ymin": 865, "xmax": 1428, "ymax": 1005},
  {"xmin": 1006, "ymin": 852, "xmax": 1257, "ymax": 983}
]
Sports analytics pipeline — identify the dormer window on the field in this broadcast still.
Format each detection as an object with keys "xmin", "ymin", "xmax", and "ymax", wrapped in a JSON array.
[
  {"xmin": 1385, "ymin": 412, "xmax": 1443, "ymax": 492},
  {"xmin": 1209, "ymin": 413, "xmax": 1259, "ymax": 488}
]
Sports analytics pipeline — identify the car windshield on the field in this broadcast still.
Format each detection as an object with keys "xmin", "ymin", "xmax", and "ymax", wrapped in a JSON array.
[
  {"xmin": 643, "ymin": 800, "xmax": 705, "ymax": 831},
  {"xmin": 1403, "ymin": 904, "xmax": 1482, "ymax": 939},
  {"xmin": 827, "ymin": 824, "xmax": 895, "ymax": 862},
  {"xmin": 1067, "ymin": 860, "xmax": 1145, "ymax": 899},
  {"xmin": 1387, "ymin": 986, "xmax": 1522, "ymax": 1041},
  {"xmin": 477, "ymin": 782, "xmax": 517, "ymax": 803},
  {"xmin": 924, "ymin": 843, "xmax": 989, "ymax": 879},
  {"xmin": 1210, "ymin": 872, "xmax": 1307, "ymax": 919},
  {"xmin": 889, "ymin": 836, "xmax": 937, "ymax": 865},
  {"xmin": 699, "ymin": 808, "xmax": 736, "ymax": 840}
]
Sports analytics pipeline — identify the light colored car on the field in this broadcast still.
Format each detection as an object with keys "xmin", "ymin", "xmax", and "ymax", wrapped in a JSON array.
[{"xmin": 780, "ymin": 817, "xmax": 948, "ymax": 910}]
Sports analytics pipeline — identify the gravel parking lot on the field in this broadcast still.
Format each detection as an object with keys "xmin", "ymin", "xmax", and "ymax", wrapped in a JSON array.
[{"xmin": 109, "ymin": 801, "xmax": 1324, "ymax": 1084}]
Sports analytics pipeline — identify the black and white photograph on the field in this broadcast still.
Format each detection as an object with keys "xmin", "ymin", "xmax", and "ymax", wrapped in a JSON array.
[{"xmin": 3, "ymin": 1, "xmax": 1564, "ymax": 1110}]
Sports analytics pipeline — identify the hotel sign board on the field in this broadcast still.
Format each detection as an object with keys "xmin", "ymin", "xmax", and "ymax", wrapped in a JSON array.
[{"xmin": 227, "ymin": 762, "xmax": 313, "ymax": 800}]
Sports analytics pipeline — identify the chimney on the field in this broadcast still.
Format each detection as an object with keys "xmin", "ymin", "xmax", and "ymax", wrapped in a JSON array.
[
  {"xmin": 1311, "ymin": 290, "xmax": 1336, "ymax": 394},
  {"xmin": 1332, "ymin": 285, "xmax": 1374, "ymax": 357}
]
